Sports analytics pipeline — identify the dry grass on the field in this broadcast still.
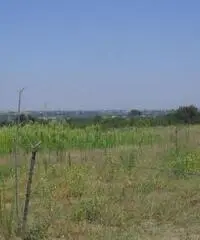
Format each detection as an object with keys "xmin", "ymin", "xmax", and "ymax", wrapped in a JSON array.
[{"xmin": 0, "ymin": 126, "xmax": 200, "ymax": 239}]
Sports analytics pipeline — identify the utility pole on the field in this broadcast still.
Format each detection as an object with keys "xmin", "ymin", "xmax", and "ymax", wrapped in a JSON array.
[
  {"xmin": 14, "ymin": 87, "xmax": 25, "ymax": 229},
  {"xmin": 17, "ymin": 88, "xmax": 25, "ymax": 124}
]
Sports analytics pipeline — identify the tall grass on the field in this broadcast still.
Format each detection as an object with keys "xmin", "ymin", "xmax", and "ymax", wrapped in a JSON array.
[
  {"xmin": 0, "ymin": 123, "xmax": 161, "ymax": 154},
  {"xmin": 0, "ymin": 124, "xmax": 200, "ymax": 239}
]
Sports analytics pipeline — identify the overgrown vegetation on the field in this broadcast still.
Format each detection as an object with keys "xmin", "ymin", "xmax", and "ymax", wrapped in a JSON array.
[
  {"xmin": 0, "ymin": 124, "xmax": 160, "ymax": 154},
  {"xmin": 0, "ymin": 114, "xmax": 200, "ymax": 239}
]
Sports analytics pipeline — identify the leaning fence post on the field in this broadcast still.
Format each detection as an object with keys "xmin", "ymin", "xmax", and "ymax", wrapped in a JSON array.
[{"xmin": 21, "ymin": 141, "xmax": 41, "ymax": 238}]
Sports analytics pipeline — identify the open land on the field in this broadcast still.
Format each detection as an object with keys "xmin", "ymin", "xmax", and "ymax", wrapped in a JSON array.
[{"xmin": 0, "ymin": 124, "xmax": 200, "ymax": 239}]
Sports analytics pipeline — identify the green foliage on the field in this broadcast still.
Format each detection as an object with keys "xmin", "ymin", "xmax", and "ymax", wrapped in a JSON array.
[
  {"xmin": 0, "ymin": 165, "xmax": 13, "ymax": 180},
  {"xmin": 24, "ymin": 221, "xmax": 49, "ymax": 240},
  {"xmin": 119, "ymin": 150, "xmax": 137, "ymax": 173},
  {"xmin": 71, "ymin": 197, "xmax": 102, "ymax": 223},
  {"xmin": 0, "ymin": 124, "xmax": 160, "ymax": 154},
  {"xmin": 1, "ymin": 105, "xmax": 200, "ymax": 132},
  {"xmin": 65, "ymin": 165, "xmax": 88, "ymax": 198},
  {"xmin": 174, "ymin": 105, "xmax": 200, "ymax": 124},
  {"xmin": 128, "ymin": 109, "xmax": 142, "ymax": 117},
  {"xmin": 93, "ymin": 115, "xmax": 102, "ymax": 124},
  {"xmin": 165, "ymin": 149, "xmax": 200, "ymax": 178}
]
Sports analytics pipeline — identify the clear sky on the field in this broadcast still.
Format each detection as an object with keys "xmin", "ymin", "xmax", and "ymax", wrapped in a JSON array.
[{"xmin": 0, "ymin": 0, "xmax": 200, "ymax": 111}]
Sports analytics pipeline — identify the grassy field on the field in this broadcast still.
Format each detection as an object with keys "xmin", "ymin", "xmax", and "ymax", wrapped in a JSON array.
[
  {"xmin": 0, "ymin": 123, "xmax": 162, "ymax": 154},
  {"xmin": 0, "ymin": 124, "xmax": 200, "ymax": 239}
]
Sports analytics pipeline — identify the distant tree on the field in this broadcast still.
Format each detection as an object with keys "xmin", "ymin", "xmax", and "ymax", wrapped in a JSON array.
[
  {"xmin": 0, "ymin": 121, "xmax": 8, "ymax": 127},
  {"xmin": 93, "ymin": 115, "xmax": 102, "ymax": 124},
  {"xmin": 14, "ymin": 113, "xmax": 36, "ymax": 125},
  {"xmin": 65, "ymin": 117, "xmax": 72, "ymax": 125},
  {"xmin": 174, "ymin": 105, "xmax": 199, "ymax": 124},
  {"xmin": 128, "ymin": 109, "xmax": 142, "ymax": 117}
]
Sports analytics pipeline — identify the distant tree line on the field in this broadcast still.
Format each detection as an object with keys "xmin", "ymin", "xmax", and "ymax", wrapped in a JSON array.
[{"xmin": 1, "ymin": 105, "xmax": 200, "ymax": 129}]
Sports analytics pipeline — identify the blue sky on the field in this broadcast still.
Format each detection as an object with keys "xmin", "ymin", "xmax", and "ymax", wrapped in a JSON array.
[{"xmin": 0, "ymin": 0, "xmax": 200, "ymax": 111}]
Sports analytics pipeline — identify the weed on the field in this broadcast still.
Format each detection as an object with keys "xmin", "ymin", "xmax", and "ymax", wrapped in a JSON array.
[
  {"xmin": 119, "ymin": 150, "xmax": 136, "ymax": 173},
  {"xmin": 24, "ymin": 221, "xmax": 49, "ymax": 240},
  {"xmin": 0, "ymin": 165, "xmax": 14, "ymax": 180},
  {"xmin": 71, "ymin": 197, "xmax": 102, "ymax": 223}
]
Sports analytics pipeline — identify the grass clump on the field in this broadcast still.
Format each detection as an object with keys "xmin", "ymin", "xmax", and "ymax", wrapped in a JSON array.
[
  {"xmin": 0, "ymin": 164, "xmax": 14, "ymax": 180},
  {"xmin": 165, "ymin": 148, "xmax": 200, "ymax": 178},
  {"xmin": 71, "ymin": 197, "xmax": 102, "ymax": 223},
  {"xmin": 24, "ymin": 221, "xmax": 49, "ymax": 240}
]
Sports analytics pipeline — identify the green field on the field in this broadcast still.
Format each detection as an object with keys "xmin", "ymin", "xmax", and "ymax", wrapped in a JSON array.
[
  {"xmin": 0, "ymin": 123, "xmax": 162, "ymax": 154},
  {"xmin": 0, "ymin": 124, "xmax": 200, "ymax": 239}
]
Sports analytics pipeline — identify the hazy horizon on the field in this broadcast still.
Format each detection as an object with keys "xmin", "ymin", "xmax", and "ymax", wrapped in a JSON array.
[
  {"xmin": 1, "ymin": 1, "xmax": 200, "ymax": 111},
  {"xmin": 0, "ymin": 105, "xmax": 197, "ymax": 113}
]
